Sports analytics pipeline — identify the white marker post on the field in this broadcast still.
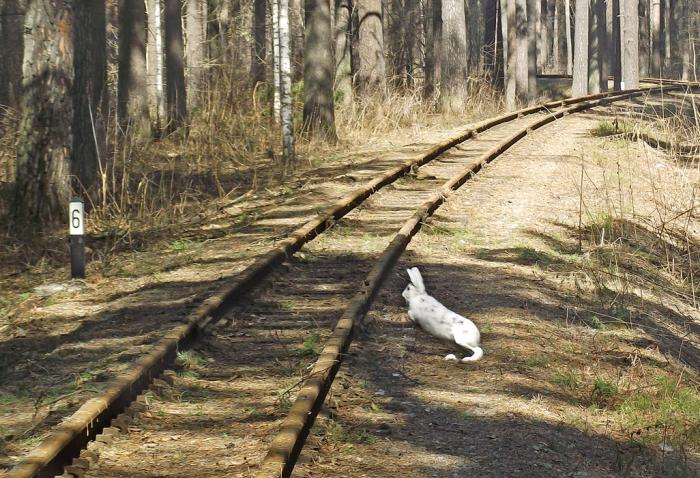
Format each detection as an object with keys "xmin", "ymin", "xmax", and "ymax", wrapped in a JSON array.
[{"xmin": 69, "ymin": 197, "xmax": 85, "ymax": 279}]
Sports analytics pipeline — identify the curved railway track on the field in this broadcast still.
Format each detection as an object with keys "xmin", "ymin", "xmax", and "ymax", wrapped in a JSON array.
[{"xmin": 5, "ymin": 82, "xmax": 693, "ymax": 478}]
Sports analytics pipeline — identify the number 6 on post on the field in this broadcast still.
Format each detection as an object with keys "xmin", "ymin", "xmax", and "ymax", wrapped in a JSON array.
[{"xmin": 69, "ymin": 198, "xmax": 85, "ymax": 279}]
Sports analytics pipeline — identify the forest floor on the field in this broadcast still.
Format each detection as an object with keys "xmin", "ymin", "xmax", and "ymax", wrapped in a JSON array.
[
  {"xmin": 2, "ymin": 84, "xmax": 700, "ymax": 477},
  {"xmin": 0, "ymin": 98, "xmax": 503, "ymax": 471},
  {"xmin": 297, "ymin": 94, "xmax": 700, "ymax": 478}
]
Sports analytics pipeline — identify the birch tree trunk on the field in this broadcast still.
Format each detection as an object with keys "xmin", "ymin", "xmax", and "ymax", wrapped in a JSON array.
[
  {"xmin": 565, "ymin": 0, "xmax": 573, "ymax": 75},
  {"xmin": 119, "ymin": 0, "xmax": 151, "ymax": 136},
  {"xmin": 251, "ymin": 0, "xmax": 267, "ymax": 85},
  {"xmin": 14, "ymin": 0, "xmax": 73, "ymax": 229},
  {"xmin": 621, "ymin": 0, "xmax": 639, "ymax": 88},
  {"xmin": 303, "ymin": 0, "xmax": 337, "ymax": 140},
  {"xmin": 572, "ymin": 0, "xmax": 588, "ymax": 96},
  {"xmin": 356, "ymin": 0, "xmax": 386, "ymax": 91},
  {"xmin": 164, "ymin": 0, "xmax": 187, "ymax": 130},
  {"xmin": 651, "ymin": 0, "xmax": 661, "ymax": 75},
  {"xmin": 272, "ymin": 0, "xmax": 281, "ymax": 120},
  {"xmin": 185, "ymin": 0, "xmax": 206, "ymax": 106},
  {"xmin": 279, "ymin": 0, "xmax": 295, "ymax": 164},
  {"xmin": 334, "ymin": 0, "xmax": 353, "ymax": 104},
  {"xmin": 147, "ymin": 0, "xmax": 166, "ymax": 129}
]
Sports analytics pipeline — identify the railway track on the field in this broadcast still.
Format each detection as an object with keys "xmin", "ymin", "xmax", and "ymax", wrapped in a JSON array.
[{"xmin": 5, "ymin": 83, "xmax": 691, "ymax": 478}]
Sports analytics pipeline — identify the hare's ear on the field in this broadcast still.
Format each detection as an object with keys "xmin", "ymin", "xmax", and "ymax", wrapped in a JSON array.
[{"xmin": 407, "ymin": 267, "xmax": 426, "ymax": 294}]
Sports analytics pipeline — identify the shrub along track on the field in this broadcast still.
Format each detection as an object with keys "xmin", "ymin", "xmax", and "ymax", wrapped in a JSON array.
[{"xmin": 4, "ymin": 85, "xmax": 687, "ymax": 478}]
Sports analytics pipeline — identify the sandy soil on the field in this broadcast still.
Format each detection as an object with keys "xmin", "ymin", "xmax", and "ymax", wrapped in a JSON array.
[{"xmin": 297, "ymin": 98, "xmax": 700, "ymax": 478}]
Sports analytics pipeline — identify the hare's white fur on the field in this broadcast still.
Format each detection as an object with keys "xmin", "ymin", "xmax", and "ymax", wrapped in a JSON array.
[{"xmin": 402, "ymin": 267, "xmax": 483, "ymax": 362}]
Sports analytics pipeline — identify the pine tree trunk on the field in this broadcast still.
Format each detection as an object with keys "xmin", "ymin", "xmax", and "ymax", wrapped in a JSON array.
[
  {"xmin": 72, "ymin": 1, "xmax": 106, "ymax": 191},
  {"xmin": 554, "ymin": 0, "xmax": 561, "ymax": 71},
  {"xmin": 612, "ymin": 0, "xmax": 622, "ymax": 89},
  {"xmin": 119, "ymin": 0, "xmax": 151, "ymax": 136},
  {"xmin": 334, "ymin": 0, "xmax": 353, "ymax": 104},
  {"xmin": 621, "ymin": 0, "xmax": 639, "ymax": 88},
  {"xmin": 663, "ymin": 0, "xmax": 670, "ymax": 73},
  {"xmin": 588, "ymin": 0, "xmax": 606, "ymax": 92},
  {"xmin": 279, "ymin": 0, "xmax": 295, "ymax": 164},
  {"xmin": 14, "ymin": 0, "xmax": 73, "ymax": 229},
  {"xmin": 356, "ymin": 0, "xmax": 386, "ymax": 91},
  {"xmin": 251, "ymin": 0, "xmax": 267, "ymax": 85},
  {"xmin": 527, "ymin": 0, "xmax": 537, "ymax": 99},
  {"xmin": 515, "ymin": 0, "xmax": 529, "ymax": 102},
  {"xmin": 147, "ymin": 0, "xmax": 166, "ymax": 129},
  {"xmin": 440, "ymin": 0, "xmax": 468, "ymax": 111},
  {"xmin": 482, "ymin": 0, "xmax": 498, "ymax": 79},
  {"xmin": 164, "ymin": 0, "xmax": 187, "ymax": 129},
  {"xmin": 185, "ymin": 0, "xmax": 206, "ymax": 106},
  {"xmin": 596, "ymin": 0, "xmax": 608, "ymax": 91},
  {"xmin": 638, "ymin": 0, "xmax": 649, "ymax": 78},
  {"xmin": 424, "ymin": 0, "xmax": 442, "ymax": 100},
  {"xmin": 290, "ymin": 0, "xmax": 304, "ymax": 81},
  {"xmin": 572, "ymin": 0, "xmax": 588, "ymax": 95},
  {"xmin": 0, "ymin": 0, "xmax": 25, "ymax": 109},
  {"xmin": 303, "ymin": 0, "xmax": 337, "ymax": 140},
  {"xmin": 505, "ymin": 0, "xmax": 517, "ymax": 108}
]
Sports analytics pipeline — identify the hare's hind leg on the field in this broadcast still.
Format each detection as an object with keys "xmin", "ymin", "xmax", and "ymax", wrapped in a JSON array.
[{"xmin": 453, "ymin": 328, "xmax": 483, "ymax": 362}]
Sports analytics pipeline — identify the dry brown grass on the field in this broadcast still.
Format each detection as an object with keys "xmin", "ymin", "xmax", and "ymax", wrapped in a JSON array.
[{"xmin": 569, "ymin": 90, "xmax": 700, "ymax": 472}]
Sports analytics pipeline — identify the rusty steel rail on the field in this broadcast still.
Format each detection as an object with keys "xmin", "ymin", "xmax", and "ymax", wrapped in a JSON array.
[
  {"xmin": 255, "ymin": 83, "xmax": 684, "ymax": 478},
  {"xmin": 5, "ymin": 84, "xmax": 679, "ymax": 478}
]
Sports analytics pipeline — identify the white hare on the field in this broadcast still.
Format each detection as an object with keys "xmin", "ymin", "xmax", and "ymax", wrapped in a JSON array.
[{"xmin": 402, "ymin": 267, "xmax": 483, "ymax": 362}]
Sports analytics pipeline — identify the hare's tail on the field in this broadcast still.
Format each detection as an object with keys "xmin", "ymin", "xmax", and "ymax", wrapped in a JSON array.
[{"xmin": 460, "ymin": 345, "xmax": 483, "ymax": 362}]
